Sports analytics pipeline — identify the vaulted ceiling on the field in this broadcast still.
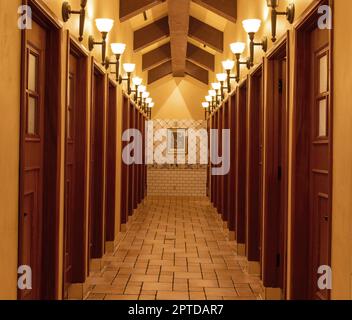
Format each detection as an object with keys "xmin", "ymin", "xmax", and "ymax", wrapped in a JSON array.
[{"xmin": 120, "ymin": 0, "xmax": 237, "ymax": 85}]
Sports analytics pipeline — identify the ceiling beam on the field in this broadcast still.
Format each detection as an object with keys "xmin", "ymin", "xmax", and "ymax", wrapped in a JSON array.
[
  {"xmin": 185, "ymin": 60, "xmax": 209, "ymax": 84},
  {"xmin": 186, "ymin": 42, "xmax": 215, "ymax": 71},
  {"xmin": 168, "ymin": 0, "xmax": 191, "ymax": 76},
  {"xmin": 148, "ymin": 60, "xmax": 173, "ymax": 84},
  {"xmin": 192, "ymin": 0, "xmax": 237, "ymax": 23},
  {"xmin": 142, "ymin": 42, "xmax": 171, "ymax": 71},
  {"xmin": 119, "ymin": 0, "xmax": 164, "ymax": 22},
  {"xmin": 134, "ymin": 16, "xmax": 170, "ymax": 52},
  {"xmin": 188, "ymin": 16, "xmax": 224, "ymax": 53}
]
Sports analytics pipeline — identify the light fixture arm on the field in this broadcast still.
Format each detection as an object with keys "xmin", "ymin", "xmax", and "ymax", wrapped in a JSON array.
[
  {"xmin": 248, "ymin": 33, "xmax": 268, "ymax": 67},
  {"xmin": 268, "ymin": 1, "xmax": 295, "ymax": 42},
  {"xmin": 235, "ymin": 53, "xmax": 251, "ymax": 82},
  {"xmin": 62, "ymin": 0, "xmax": 87, "ymax": 42},
  {"xmin": 88, "ymin": 32, "xmax": 108, "ymax": 64},
  {"xmin": 119, "ymin": 72, "xmax": 132, "ymax": 95},
  {"xmin": 105, "ymin": 54, "xmax": 121, "ymax": 82}
]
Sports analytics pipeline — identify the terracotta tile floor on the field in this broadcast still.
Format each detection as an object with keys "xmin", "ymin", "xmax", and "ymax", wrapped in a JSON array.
[{"xmin": 85, "ymin": 197, "xmax": 264, "ymax": 300}]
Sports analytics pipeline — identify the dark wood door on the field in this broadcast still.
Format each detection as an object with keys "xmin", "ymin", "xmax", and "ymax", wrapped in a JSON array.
[
  {"xmin": 247, "ymin": 68, "xmax": 263, "ymax": 264},
  {"xmin": 89, "ymin": 66, "xmax": 105, "ymax": 260},
  {"xmin": 19, "ymin": 20, "xmax": 46, "ymax": 300},
  {"xmin": 64, "ymin": 53, "xmax": 77, "ymax": 295},
  {"xmin": 263, "ymin": 43, "xmax": 288, "ymax": 292},
  {"xmin": 309, "ymin": 26, "xmax": 330, "ymax": 301},
  {"xmin": 105, "ymin": 81, "xmax": 117, "ymax": 243},
  {"xmin": 236, "ymin": 83, "xmax": 247, "ymax": 246}
]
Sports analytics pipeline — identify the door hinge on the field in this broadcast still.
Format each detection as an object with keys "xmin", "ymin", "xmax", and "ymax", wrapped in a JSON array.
[
  {"xmin": 278, "ymin": 165, "xmax": 282, "ymax": 180},
  {"xmin": 276, "ymin": 253, "xmax": 281, "ymax": 267},
  {"xmin": 278, "ymin": 79, "xmax": 283, "ymax": 94}
]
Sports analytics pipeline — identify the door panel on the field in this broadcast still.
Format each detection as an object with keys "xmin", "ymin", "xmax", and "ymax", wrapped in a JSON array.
[
  {"xmin": 19, "ymin": 20, "xmax": 46, "ymax": 300},
  {"xmin": 309, "ymin": 27, "xmax": 330, "ymax": 300},
  {"xmin": 89, "ymin": 66, "xmax": 105, "ymax": 260}
]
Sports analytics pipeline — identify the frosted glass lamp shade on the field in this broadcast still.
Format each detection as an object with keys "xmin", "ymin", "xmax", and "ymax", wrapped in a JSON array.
[
  {"xmin": 242, "ymin": 19, "xmax": 261, "ymax": 33},
  {"xmin": 148, "ymin": 102, "xmax": 155, "ymax": 108},
  {"xmin": 123, "ymin": 63, "xmax": 135, "ymax": 73},
  {"xmin": 146, "ymin": 98, "xmax": 153, "ymax": 104},
  {"xmin": 142, "ymin": 92, "xmax": 150, "ymax": 99},
  {"xmin": 202, "ymin": 102, "xmax": 209, "ymax": 109},
  {"xmin": 209, "ymin": 90, "xmax": 216, "ymax": 97},
  {"xmin": 222, "ymin": 59, "xmax": 235, "ymax": 71},
  {"xmin": 216, "ymin": 73, "xmax": 227, "ymax": 82},
  {"xmin": 230, "ymin": 42, "xmax": 246, "ymax": 54},
  {"xmin": 95, "ymin": 19, "xmax": 114, "ymax": 33},
  {"xmin": 111, "ymin": 43, "xmax": 126, "ymax": 55},
  {"xmin": 132, "ymin": 77, "xmax": 143, "ymax": 86},
  {"xmin": 205, "ymin": 95, "xmax": 212, "ymax": 102},
  {"xmin": 212, "ymin": 82, "xmax": 221, "ymax": 90},
  {"xmin": 138, "ymin": 85, "xmax": 146, "ymax": 93}
]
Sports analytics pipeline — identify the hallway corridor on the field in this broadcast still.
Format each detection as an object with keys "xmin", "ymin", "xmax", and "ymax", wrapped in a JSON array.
[{"xmin": 85, "ymin": 197, "xmax": 263, "ymax": 300}]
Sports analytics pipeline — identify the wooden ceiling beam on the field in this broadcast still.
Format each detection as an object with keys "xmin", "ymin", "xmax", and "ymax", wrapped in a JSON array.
[
  {"xmin": 142, "ymin": 42, "xmax": 171, "ymax": 71},
  {"xmin": 192, "ymin": 0, "xmax": 237, "ymax": 23},
  {"xmin": 148, "ymin": 60, "xmax": 173, "ymax": 84},
  {"xmin": 168, "ymin": 0, "xmax": 191, "ymax": 76},
  {"xmin": 185, "ymin": 60, "xmax": 209, "ymax": 84},
  {"xmin": 133, "ymin": 16, "xmax": 170, "ymax": 52},
  {"xmin": 186, "ymin": 42, "xmax": 215, "ymax": 71},
  {"xmin": 188, "ymin": 16, "xmax": 224, "ymax": 53},
  {"xmin": 119, "ymin": 0, "xmax": 163, "ymax": 22}
]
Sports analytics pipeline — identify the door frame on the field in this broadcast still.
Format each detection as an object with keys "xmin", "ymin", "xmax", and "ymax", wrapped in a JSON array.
[
  {"xmin": 262, "ymin": 34, "xmax": 289, "ymax": 297},
  {"xmin": 62, "ymin": 33, "xmax": 89, "ymax": 296},
  {"xmin": 290, "ymin": 0, "xmax": 334, "ymax": 300},
  {"xmin": 105, "ymin": 78, "xmax": 118, "ymax": 244},
  {"xmin": 18, "ymin": 0, "xmax": 62, "ymax": 299}
]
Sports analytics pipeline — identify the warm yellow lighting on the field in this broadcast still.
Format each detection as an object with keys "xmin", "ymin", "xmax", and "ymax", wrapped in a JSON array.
[
  {"xmin": 209, "ymin": 90, "xmax": 216, "ymax": 97},
  {"xmin": 212, "ymin": 82, "xmax": 221, "ymax": 90},
  {"xmin": 142, "ymin": 91, "xmax": 150, "ymax": 99},
  {"xmin": 222, "ymin": 59, "xmax": 235, "ymax": 71},
  {"xmin": 242, "ymin": 19, "xmax": 261, "ymax": 33},
  {"xmin": 205, "ymin": 95, "xmax": 212, "ymax": 102},
  {"xmin": 202, "ymin": 102, "xmax": 209, "ymax": 109},
  {"xmin": 111, "ymin": 43, "xmax": 126, "ymax": 55},
  {"xmin": 123, "ymin": 63, "xmax": 135, "ymax": 73},
  {"xmin": 230, "ymin": 42, "xmax": 246, "ymax": 54},
  {"xmin": 148, "ymin": 102, "xmax": 155, "ymax": 108},
  {"xmin": 216, "ymin": 73, "xmax": 227, "ymax": 82},
  {"xmin": 132, "ymin": 77, "xmax": 143, "ymax": 86},
  {"xmin": 95, "ymin": 18, "xmax": 114, "ymax": 33},
  {"xmin": 138, "ymin": 85, "xmax": 146, "ymax": 93}
]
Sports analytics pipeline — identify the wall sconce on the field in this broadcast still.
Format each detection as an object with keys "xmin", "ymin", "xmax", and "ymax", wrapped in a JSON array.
[
  {"xmin": 216, "ymin": 73, "xmax": 228, "ymax": 99},
  {"xmin": 222, "ymin": 59, "xmax": 236, "ymax": 91},
  {"xmin": 147, "ymin": 102, "xmax": 155, "ymax": 118},
  {"xmin": 242, "ymin": 19, "xmax": 267, "ymax": 67},
  {"xmin": 142, "ymin": 91, "xmax": 150, "ymax": 110},
  {"xmin": 267, "ymin": 0, "xmax": 295, "ymax": 42},
  {"xmin": 212, "ymin": 83, "xmax": 222, "ymax": 104},
  {"xmin": 62, "ymin": 0, "xmax": 87, "ymax": 42},
  {"xmin": 89, "ymin": 18, "xmax": 114, "ymax": 64},
  {"xmin": 230, "ymin": 42, "xmax": 251, "ymax": 82},
  {"xmin": 205, "ymin": 95, "xmax": 213, "ymax": 111},
  {"xmin": 104, "ymin": 43, "xmax": 126, "ymax": 81},
  {"xmin": 137, "ymin": 85, "xmax": 146, "ymax": 105},
  {"xmin": 209, "ymin": 90, "xmax": 217, "ymax": 108},
  {"xmin": 131, "ymin": 77, "xmax": 143, "ymax": 101},
  {"xmin": 202, "ymin": 102, "xmax": 210, "ymax": 119},
  {"xmin": 119, "ymin": 63, "xmax": 136, "ymax": 95}
]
